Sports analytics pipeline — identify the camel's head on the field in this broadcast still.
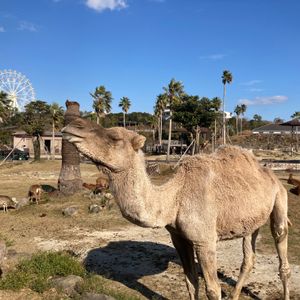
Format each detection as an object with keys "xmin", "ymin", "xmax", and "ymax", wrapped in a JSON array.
[{"xmin": 62, "ymin": 118, "xmax": 146, "ymax": 173}]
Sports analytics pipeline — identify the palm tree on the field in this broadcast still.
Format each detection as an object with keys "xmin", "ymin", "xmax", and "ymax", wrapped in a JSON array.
[
  {"xmin": 163, "ymin": 79, "xmax": 185, "ymax": 161},
  {"xmin": 90, "ymin": 85, "xmax": 112, "ymax": 125},
  {"xmin": 291, "ymin": 111, "xmax": 300, "ymax": 119},
  {"xmin": 234, "ymin": 105, "xmax": 242, "ymax": 135},
  {"xmin": 154, "ymin": 94, "xmax": 168, "ymax": 147},
  {"xmin": 240, "ymin": 104, "xmax": 247, "ymax": 133},
  {"xmin": 119, "ymin": 97, "xmax": 131, "ymax": 127},
  {"xmin": 221, "ymin": 70, "xmax": 233, "ymax": 144},
  {"xmin": 58, "ymin": 100, "xmax": 82, "ymax": 195}
]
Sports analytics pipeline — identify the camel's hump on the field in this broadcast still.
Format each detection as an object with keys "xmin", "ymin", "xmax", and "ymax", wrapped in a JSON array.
[{"xmin": 179, "ymin": 146, "xmax": 257, "ymax": 170}]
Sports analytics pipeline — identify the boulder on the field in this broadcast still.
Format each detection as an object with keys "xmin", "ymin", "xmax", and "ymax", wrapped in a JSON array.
[
  {"xmin": 0, "ymin": 240, "xmax": 7, "ymax": 265},
  {"xmin": 89, "ymin": 204, "xmax": 101, "ymax": 214},
  {"xmin": 50, "ymin": 275, "xmax": 83, "ymax": 296},
  {"xmin": 81, "ymin": 292, "xmax": 115, "ymax": 300},
  {"xmin": 62, "ymin": 207, "xmax": 78, "ymax": 217},
  {"xmin": 15, "ymin": 197, "xmax": 30, "ymax": 209}
]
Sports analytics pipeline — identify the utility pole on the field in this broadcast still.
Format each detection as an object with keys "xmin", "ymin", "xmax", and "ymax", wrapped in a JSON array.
[{"xmin": 52, "ymin": 109, "xmax": 55, "ymax": 160}]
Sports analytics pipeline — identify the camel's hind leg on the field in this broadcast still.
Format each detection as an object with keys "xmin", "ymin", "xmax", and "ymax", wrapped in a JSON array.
[
  {"xmin": 169, "ymin": 231, "xmax": 199, "ymax": 300},
  {"xmin": 229, "ymin": 229, "xmax": 259, "ymax": 300},
  {"xmin": 271, "ymin": 189, "xmax": 290, "ymax": 300}
]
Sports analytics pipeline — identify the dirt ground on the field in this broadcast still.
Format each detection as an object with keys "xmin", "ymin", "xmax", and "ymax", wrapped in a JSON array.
[{"xmin": 0, "ymin": 160, "xmax": 300, "ymax": 299}]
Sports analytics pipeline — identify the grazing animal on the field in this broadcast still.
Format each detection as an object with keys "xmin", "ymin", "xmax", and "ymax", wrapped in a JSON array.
[
  {"xmin": 0, "ymin": 195, "xmax": 17, "ymax": 212},
  {"xmin": 62, "ymin": 118, "xmax": 291, "ymax": 300},
  {"xmin": 96, "ymin": 176, "xmax": 109, "ymax": 191},
  {"xmin": 28, "ymin": 185, "xmax": 42, "ymax": 204},
  {"xmin": 287, "ymin": 174, "xmax": 300, "ymax": 195}
]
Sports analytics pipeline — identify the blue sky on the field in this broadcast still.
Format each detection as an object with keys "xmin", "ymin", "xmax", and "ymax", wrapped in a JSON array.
[{"xmin": 0, "ymin": 0, "xmax": 299, "ymax": 121}]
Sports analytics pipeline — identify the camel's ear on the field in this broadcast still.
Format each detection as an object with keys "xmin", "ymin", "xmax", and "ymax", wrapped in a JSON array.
[{"xmin": 131, "ymin": 134, "xmax": 146, "ymax": 151}]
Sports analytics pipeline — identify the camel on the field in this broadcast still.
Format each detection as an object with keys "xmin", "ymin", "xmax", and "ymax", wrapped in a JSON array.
[{"xmin": 62, "ymin": 118, "xmax": 290, "ymax": 300}]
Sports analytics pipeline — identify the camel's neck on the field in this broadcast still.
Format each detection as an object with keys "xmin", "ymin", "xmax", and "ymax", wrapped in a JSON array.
[{"xmin": 108, "ymin": 152, "xmax": 184, "ymax": 228}]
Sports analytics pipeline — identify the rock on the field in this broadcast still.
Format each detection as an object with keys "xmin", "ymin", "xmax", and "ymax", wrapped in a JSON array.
[
  {"xmin": 89, "ymin": 204, "xmax": 101, "ymax": 214},
  {"xmin": 81, "ymin": 292, "xmax": 116, "ymax": 300},
  {"xmin": 62, "ymin": 207, "xmax": 78, "ymax": 216},
  {"xmin": 50, "ymin": 275, "xmax": 83, "ymax": 296},
  {"xmin": 0, "ymin": 241, "xmax": 7, "ymax": 265},
  {"xmin": 15, "ymin": 197, "xmax": 30, "ymax": 209},
  {"xmin": 0, "ymin": 240, "xmax": 7, "ymax": 277}
]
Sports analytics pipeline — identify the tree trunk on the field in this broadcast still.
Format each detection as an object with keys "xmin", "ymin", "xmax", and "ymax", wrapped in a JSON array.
[
  {"xmin": 240, "ymin": 116, "xmax": 243, "ymax": 134},
  {"xmin": 123, "ymin": 112, "xmax": 126, "ymax": 127},
  {"xmin": 160, "ymin": 114, "xmax": 163, "ymax": 146},
  {"xmin": 166, "ymin": 111, "xmax": 172, "ymax": 162},
  {"xmin": 236, "ymin": 116, "xmax": 239, "ymax": 135},
  {"xmin": 33, "ymin": 136, "xmax": 41, "ymax": 161},
  {"xmin": 195, "ymin": 126, "xmax": 201, "ymax": 154},
  {"xmin": 222, "ymin": 84, "xmax": 226, "ymax": 144},
  {"xmin": 58, "ymin": 100, "xmax": 83, "ymax": 195}
]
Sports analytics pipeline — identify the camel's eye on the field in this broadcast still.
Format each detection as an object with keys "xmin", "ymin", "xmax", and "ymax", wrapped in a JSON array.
[{"xmin": 107, "ymin": 131, "xmax": 122, "ymax": 142}]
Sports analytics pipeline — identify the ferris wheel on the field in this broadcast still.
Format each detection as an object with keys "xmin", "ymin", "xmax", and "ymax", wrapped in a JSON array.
[{"xmin": 0, "ymin": 69, "xmax": 35, "ymax": 111}]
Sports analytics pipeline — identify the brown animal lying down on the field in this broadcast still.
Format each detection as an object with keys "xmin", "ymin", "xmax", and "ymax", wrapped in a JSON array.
[{"xmin": 287, "ymin": 174, "xmax": 300, "ymax": 195}]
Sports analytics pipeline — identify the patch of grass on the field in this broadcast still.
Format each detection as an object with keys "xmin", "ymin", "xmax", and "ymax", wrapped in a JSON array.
[
  {"xmin": 0, "ymin": 233, "xmax": 14, "ymax": 247},
  {"xmin": 76, "ymin": 274, "xmax": 141, "ymax": 300},
  {"xmin": 0, "ymin": 251, "xmax": 86, "ymax": 293}
]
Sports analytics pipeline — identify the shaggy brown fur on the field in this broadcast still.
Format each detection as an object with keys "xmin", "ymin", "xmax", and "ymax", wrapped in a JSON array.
[
  {"xmin": 62, "ymin": 118, "xmax": 291, "ymax": 300},
  {"xmin": 0, "ymin": 195, "xmax": 17, "ymax": 212},
  {"xmin": 28, "ymin": 184, "xmax": 42, "ymax": 204}
]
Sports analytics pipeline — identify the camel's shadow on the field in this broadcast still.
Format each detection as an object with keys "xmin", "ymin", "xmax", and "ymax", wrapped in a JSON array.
[
  {"xmin": 84, "ymin": 240, "xmax": 178, "ymax": 299},
  {"xmin": 84, "ymin": 240, "xmax": 261, "ymax": 300}
]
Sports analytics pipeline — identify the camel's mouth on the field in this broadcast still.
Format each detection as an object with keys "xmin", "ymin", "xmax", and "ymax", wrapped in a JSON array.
[{"xmin": 62, "ymin": 132, "xmax": 84, "ymax": 144}]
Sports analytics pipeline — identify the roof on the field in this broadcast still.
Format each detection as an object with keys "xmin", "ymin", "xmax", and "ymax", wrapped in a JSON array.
[
  {"xmin": 12, "ymin": 130, "xmax": 62, "ymax": 137},
  {"xmin": 281, "ymin": 118, "xmax": 300, "ymax": 126},
  {"xmin": 252, "ymin": 123, "xmax": 295, "ymax": 134}
]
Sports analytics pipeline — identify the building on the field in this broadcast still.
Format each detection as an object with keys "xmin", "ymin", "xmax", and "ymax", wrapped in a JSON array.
[
  {"xmin": 252, "ymin": 124, "xmax": 299, "ymax": 135},
  {"xmin": 13, "ymin": 130, "xmax": 62, "ymax": 158}
]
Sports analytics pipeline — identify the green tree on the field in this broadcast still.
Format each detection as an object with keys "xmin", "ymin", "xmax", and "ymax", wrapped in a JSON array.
[
  {"xmin": 119, "ymin": 97, "xmax": 131, "ymax": 127},
  {"xmin": 240, "ymin": 104, "xmax": 247, "ymax": 133},
  {"xmin": 0, "ymin": 91, "xmax": 12, "ymax": 123},
  {"xmin": 162, "ymin": 79, "xmax": 185, "ymax": 161},
  {"xmin": 90, "ymin": 86, "xmax": 112, "ymax": 125},
  {"xmin": 274, "ymin": 117, "xmax": 284, "ymax": 124},
  {"xmin": 291, "ymin": 111, "xmax": 300, "ymax": 119},
  {"xmin": 22, "ymin": 101, "xmax": 51, "ymax": 161},
  {"xmin": 154, "ymin": 94, "xmax": 168, "ymax": 146},
  {"xmin": 221, "ymin": 70, "xmax": 233, "ymax": 144},
  {"xmin": 172, "ymin": 95, "xmax": 221, "ymax": 153},
  {"xmin": 234, "ymin": 105, "xmax": 242, "ymax": 134}
]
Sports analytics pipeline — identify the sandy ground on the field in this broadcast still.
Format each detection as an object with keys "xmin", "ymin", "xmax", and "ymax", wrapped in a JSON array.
[{"xmin": 0, "ymin": 160, "xmax": 300, "ymax": 299}]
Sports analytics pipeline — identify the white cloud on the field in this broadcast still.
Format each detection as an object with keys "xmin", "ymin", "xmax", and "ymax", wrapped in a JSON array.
[
  {"xmin": 199, "ymin": 53, "xmax": 226, "ymax": 61},
  {"xmin": 249, "ymin": 88, "xmax": 264, "ymax": 92},
  {"xmin": 0, "ymin": 26, "xmax": 5, "ymax": 32},
  {"xmin": 238, "ymin": 95, "xmax": 288, "ymax": 106},
  {"xmin": 85, "ymin": 0, "xmax": 127, "ymax": 12},
  {"xmin": 18, "ymin": 21, "xmax": 38, "ymax": 32},
  {"xmin": 240, "ymin": 80, "xmax": 262, "ymax": 86}
]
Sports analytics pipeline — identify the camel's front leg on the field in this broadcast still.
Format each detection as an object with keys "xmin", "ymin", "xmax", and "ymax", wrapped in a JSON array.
[
  {"xmin": 169, "ymin": 231, "xmax": 199, "ymax": 300},
  {"xmin": 194, "ymin": 241, "xmax": 221, "ymax": 300}
]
